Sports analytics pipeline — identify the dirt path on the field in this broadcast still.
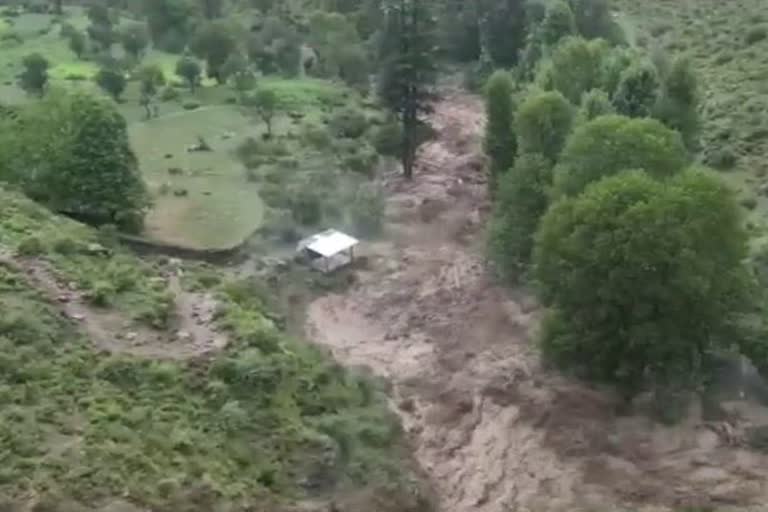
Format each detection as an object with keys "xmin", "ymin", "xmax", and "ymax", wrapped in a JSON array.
[
  {"xmin": 0, "ymin": 250, "xmax": 226, "ymax": 359},
  {"xmin": 307, "ymin": 92, "xmax": 768, "ymax": 511}
]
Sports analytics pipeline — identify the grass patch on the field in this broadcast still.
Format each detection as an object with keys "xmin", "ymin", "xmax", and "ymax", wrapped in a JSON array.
[{"xmin": 0, "ymin": 187, "xmax": 412, "ymax": 508}]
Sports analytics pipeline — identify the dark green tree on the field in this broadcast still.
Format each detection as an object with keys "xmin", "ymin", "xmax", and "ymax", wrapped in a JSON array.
[
  {"xmin": 540, "ymin": 0, "xmax": 576, "ymax": 47},
  {"xmin": 338, "ymin": 45, "xmax": 370, "ymax": 91},
  {"xmin": 137, "ymin": 64, "xmax": 165, "ymax": 119},
  {"xmin": 95, "ymin": 68, "xmax": 127, "ymax": 101},
  {"xmin": 51, "ymin": 0, "xmax": 63, "ymax": 14},
  {"xmin": 68, "ymin": 30, "xmax": 86, "ymax": 59},
  {"xmin": 576, "ymin": 88, "xmax": 615, "ymax": 123},
  {"xmin": 535, "ymin": 169, "xmax": 751, "ymax": 400},
  {"xmin": 613, "ymin": 61, "xmax": 661, "ymax": 118},
  {"xmin": 245, "ymin": 88, "xmax": 279, "ymax": 137},
  {"xmin": 191, "ymin": 21, "xmax": 238, "ymax": 83},
  {"xmin": 654, "ymin": 56, "xmax": 700, "ymax": 151},
  {"xmin": 200, "ymin": 0, "xmax": 223, "ymax": 19},
  {"xmin": 436, "ymin": 0, "xmax": 481, "ymax": 62},
  {"xmin": 515, "ymin": 90, "xmax": 574, "ymax": 162},
  {"xmin": 175, "ymin": 56, "xmax": 202, "ymax": 92},
  {"xmin": 18, "ymin": 53, "xmax": 49, "ymax": 96},
  {"xmin": 554, "ymin": 115, "xmax": 687, "ymax": 197},
  {"xmin": 567, "ymin": 0, "xmax": 625, "ymax": 44},
  {"xmin": 538, "ymin": 36, "xmax": 608, "ymax": 104},
  {"xmin": 483, "ymin": 70, "xmax": 517, "ymax": 192},
  {"xmin": 488, "ymin": 153, "xmax": 553, "ymax": 279},
  {"xmin": 377, "ymin": 0, "xmax": 438, "ymax": 179},
  {"xmin": 19, "ymin": 90, "xmax": 149, "ymax": 231},
  {"xmin": 120, "ymin": 23, "xmax": 149, "ymax": 60},
  {"xmin": 480, "ymin": 0, "xmax": 528, "ymax": 67},
  {"xmin": 144, "ymin": 0, "xmax": 194, "ymax": 52}
]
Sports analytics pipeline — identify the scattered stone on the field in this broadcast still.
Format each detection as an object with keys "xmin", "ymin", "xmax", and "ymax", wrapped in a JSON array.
[
  {"xmin": 398, "ymin": 397, "xmax": 416, "ymax": 413},
  {"xmin": 177, "ymin": 330, "xmax": 193, "ymax": 342},
  {"xmin": 125, "ymin": 332, "xmax": 138, "ymax": 341},
  {"xmin": 67, "ymin": 281, "xmax": 78, "ymax": 291},
  {"xmin": 173, "ymin": 188, "xmax": 189, "ymax": 197},
  {"xmin": 57, "ymin": 294, "xmax": 71, "ymax": 303},
  {"xmin": 221, "ymin": 131, "xmax": 235, "ymax": 140},
  {"xmin": 69, "ymin": 312, "xmax": 85, "ymax": 321},
  {"xmin": 85, "ymin": 243, "xmax": 109, "ymax": 256}
]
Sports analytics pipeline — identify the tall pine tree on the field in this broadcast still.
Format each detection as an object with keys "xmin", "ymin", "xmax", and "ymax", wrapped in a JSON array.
[{"xmin": 377, "ymin": 0, "xmax": 438, "ymax": 179}]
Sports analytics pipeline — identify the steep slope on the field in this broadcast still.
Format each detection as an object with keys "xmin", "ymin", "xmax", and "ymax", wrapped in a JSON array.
[{"xmin": 0, "ymin": 187, "xmax": 425, "ymax": 512}]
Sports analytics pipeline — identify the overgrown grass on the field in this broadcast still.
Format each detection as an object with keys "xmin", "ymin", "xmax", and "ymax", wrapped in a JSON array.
[
  {"xmin": 616, "ymin": 0, "xmax": 768, "ymax": 233},
  {"xmin": 0, "ymin": 187, "xmax": 412, "ymax": 509}
]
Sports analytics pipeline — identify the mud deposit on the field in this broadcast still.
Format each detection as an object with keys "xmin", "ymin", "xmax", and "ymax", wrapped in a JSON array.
[{"xmin": 307, "ymin": 93, "xmax": 768, "ymax": 511}]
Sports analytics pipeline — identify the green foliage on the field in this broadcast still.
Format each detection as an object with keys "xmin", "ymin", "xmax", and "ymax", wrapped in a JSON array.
[
  {"xmin": 745, "ymin": 25, "xmax": 768, "ymax": 45},
  {"xmin": 555, "ymin": 115, "xmax": 687, "ymax": 197},
  {"xmin": 13, "ymin": 89, "xmax": 149, "ymax": 231},
  {"xmin": 482, "ymin": 0, "xmax": 528, "ymax": 67},
  {"xmin": 190, "ymin": 20, "xmax": 238, "ymax": 83},
  {"xmin": 515, "ymin": 90, "xmax": 575, "ymax": 162},
  {"xmin": 95, "ymin": 67, "xmax": 126, "ymax": 100},
  {"xmin": 612, "ymin": 60, "xmax": 661, "ymax": 118},
  {"xmin": 540, "ymin": 1, "xmax": 576, "ymax": 47},
  {"xmin": 653, "ymin": 56, "xmax": 700, "ymax": 150},
  {"xmin": 329, "ymin": 107, "xmax": 368, "ymax": 139},
  {"xmin": 488, "ymin": 153, "xmax": 553, "ymax": 279},
  {"xmin": 67, "ymin": 29, "xmax": 86, "ymax": 59},
  {"xmin": 568, "ymin": 0, "xmax": 625, "ymax": 44},
  {"xmin": 119, "ymin": 22, "xmax": 149, "ymax": 59},
  {"xmin": 247, "ymin": 16, "xmax": 302, "ymax": 76},
  {"xmin": 244, "ymin": 88, "xmax": 279, "ymax": 136},
  {"xmin": 350, "ymin": 183, "xmax": 385, "ymax": 235},
  {"xmin": 18, "ymin": 52, "xmax": 49, "ymax": 95},
  {"xmin": 483, "ymin": 70, "xmax": 517, "ymax": 192},
  {"xmin": 541, "ymin": 37, "xmax": 609, "ymax": 104},
  {"xmin": 372, "ymin": 120, "xmax": 403, "ymax": 158},
  {"xmin": 576, "ymin": 88, "xmax": 615, "ymax": 123},
  {"xmin": 144, "ymin": 0, "xmax": 195, "ymax": 52},
  {"xmin": 534, "ymin": 169, "xmax": 752, "ymax": 399},
  {"xmin": 377, "ymin": 0, "xmax": 438, "ymax": 178},
  {"xmin": 175, "ymin": 56, "xmax": 201, "ymax": 92}
]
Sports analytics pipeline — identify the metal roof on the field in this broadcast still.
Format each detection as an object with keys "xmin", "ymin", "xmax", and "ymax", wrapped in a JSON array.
[{"xmin": 301, "ymin": 229, "xmax": 359, "ymax": 258}]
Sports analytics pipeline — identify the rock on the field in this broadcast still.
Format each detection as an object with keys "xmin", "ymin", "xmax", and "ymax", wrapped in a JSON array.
[
  {"xmin": 69, "ymin": 312, "xmax": 85, "ymax": 321},
  {"xmin": 57, "ymin": 294, "xmax": 71, "ymax": 303},
  {"xmin": 85, "ymin": 243, "xmax": 109, "ymax": 256},
  {"xmin": 67, "ymin": 281, "xmax": 78, "ymax": 291},
  {"xmin": 125, "ymin": 332, "xmax": 138, "ymax": 341},
  {"xmin": 398, "ymin": 397, "xmax": 416, "ymax": 412},
  {"xmin": 177, "ymin": 330, "xmax": 193, "ymax": 342}
]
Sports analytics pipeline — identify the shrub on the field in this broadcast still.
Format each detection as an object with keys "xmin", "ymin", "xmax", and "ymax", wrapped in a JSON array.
[
  {"xmin": 343, "ymin": 146, "xmax": 379, "ymax": 176},
  {"xmin": 182, "ymin": 101, "xmax": 200, "ymax": 111},
  {"xmin": 742, "ymin": 197, "xmax": 758, "ymax": 210},
  {"xmin": 301, "ymin": 123, "xmax": 332, "ymax": 149},
  {"xmin": 51, "ymin": 235, "xmax": 80, "ymax": 255},
  {"xmin": 87, "ymin": 280, "xmax": 115, "ymax": 307},
  {"xmin": 350, "ymin": 184, "xmax": 385, "ymax": 236},
  {"xmin": 159, "ymin": 86, "xmax": 179, "ymax": 102},
  {"xmin": 746, "ymin": 26, "xmax": 768, "ymax": 45},
  {"xmin": 16, "ymin": 236, "xmax": 45, "ymax": 256},
  {"xmin": 64, "ymin": 73, "xmax": 87, "ymax": 81},
  {"xmin": 707, "ymin": 148, "xmax": 738, "ymax": 170},
  {"xmin": 329, "ymin": 108, "xmax": 368, "ymax": 138}
]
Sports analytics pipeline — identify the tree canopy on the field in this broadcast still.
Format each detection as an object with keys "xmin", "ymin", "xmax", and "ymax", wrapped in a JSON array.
[
  {"xmin": 535, "ymin": 169, "xmax": 752, "ymax": 399},
  {"xmin": 554, "ymin": 115, "xmax": 688, "ymax": 197},
  {"xmin": 515, "ymin": 90, "xmax": 574, "ymax": 162},
  {"xmin": 484, "ymin": 70, "xmax": 517, "ymax": 191}
]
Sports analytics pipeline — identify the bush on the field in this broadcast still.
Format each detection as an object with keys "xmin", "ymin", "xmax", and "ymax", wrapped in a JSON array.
[
  {"xmin": 64, "ymin": 73, "xmax": 87, "ymax": 81},
  {"xmin": 51, "ymin": 235, "xmax": 80, "ymax": 255},
  {"xmin": 350, "ymin": 184, "xmax": 385, "ymax": 236},
  {"xmin": 343, "ymin": 146, "xmax": 379, "ymax": 176},
  {"xmin": 300, "ymin": 123, "xmax": 332, "ymax": 149},
  {"xmin": 329, "ymin": 108, "xmax": 368, "ymax": 138},
  {"xmin": 159, "ymin": 86, "xmax": 179, "ymax": 102},
  {"xmin": 87, "ymin": 280, "xmax": 115, "ymax": 307},
  {"xmin": 742, "ymin": 197, "xmax": 758, "ymax": 210},
  {"xmin": 707, "ymin": 148, "xmax": 738, "ymax": 170},
  {"xmin": 182, "ymin": 101, "xmax": 200, "ymax": 111},
  {"xmin": 16, "ymin": 236, "xmax": 45, "ymax": 256},
  {"xmin": 746, "ymin": 26, "xmax": 768, "ymax": 45}
]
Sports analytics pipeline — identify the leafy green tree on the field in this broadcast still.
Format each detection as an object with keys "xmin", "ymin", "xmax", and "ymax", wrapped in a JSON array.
[
  {"xmin": 95, "ymin": 68, "xmax": 127, "ymax": 101},
  {"xmin": 87, "ymin": 22, "xmax": 115, "ymax": 50},
  {"xmin": 247, "ymin": 16, "xmax": 301, "ymax": 76},
  {"xmin": 567, "ymin": 0, "xmax": 625, "ymax": 44},
  {"xmin": 308, "ymin": 11, "xmax": 361, "ymax": 78},
  {"xmin": 480, "ymin": 0, "xmax": 528, "ymax": 67},
  {"xmin": 136, "ymin": 64, "xmax": 165, "ymax": 118},
  {"xmin": 144, "ymin": 0, "xmax": 195, "ymax": 52},
  {"xmin": 534, "ymin": 169, "xmax": 751, "ymax": 400},
  {"xmin": 613, "ymin": 61, "xmax": 661, "ymax": 118},
  {"xmin": 654, "ymin": 56, "xmax": 700, "ymax": 151},
  {"xmin": 515, "ymin": 90, "xmax": 574, "ymax": 162},
  {"xmin": 377, "ymin": 0, "xmax": 438, "ymax": 179},
  {"xmin": 120, "ymin": 23, "xmax": 149, "ymax": 60},
  {"xmin": 51, "ymin": 0, "xmax": 63, "ymax": 14},
  {"xmin": 18, "ymin": 90, "xmax": 149, "ymax": 231},
  {"xmin": 175, "ymin": 56, "xmax": 202, "ymax": 92},
  {"xmin": 576, "ymin": 88, "xmax": 615, "ymax": 123},
  {"xmin": 436, "ymin": 0, "xmax": 481, "ymax": 62},
  {"xmin": 539, "ymin": 37, "xmax": 608, "ymax": 104},
  {"xmin": 488, "ymin": 153, "xmax": 553, "ymax": 279},
  {"xmin": 554, "ymin": 115, "xmax": 687, "ymax": 197},
  {"xmin": 18, "ymin": 53, "xmax": 49, "ymax": 96},
  {"xmin": 191, "ymin": 21, "xmax": 238, "ymax": 83},
  {"xmin": 245, "ymin": 88, "xmax": 279, "ymax": 137},
  {"xmin": 483, "ymin": 70, "xmax": 517, "ymax": 192},
  {"xmin": 68, "ymin": 30, "xmax": 86, "ymax": 59},
  {"xmin": 87, "ymin": 4, "xmax": 112, "ymax": 26},
  {"xmin": 200, "ymin": 0, "xmax": 223, "ymax": 19},
  {"xmin": 372, "ymin": 119, "xmax": 403, "ymax": 159},
  {"xmin": 540, "ymin": 1, "xmax": 576, "ymax": 47},
  {"xmin": 338, "ymin": 45, "xmax": 370, "ymax": 91}
]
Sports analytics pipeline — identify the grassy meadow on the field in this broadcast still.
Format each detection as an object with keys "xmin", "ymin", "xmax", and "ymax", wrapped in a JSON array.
[
  {"xmin": 0, "ymin": 6, "xmax": 377, "ymax": 251},
  {"xmin": 616, "ymin": 0, "xmax": 768, "ymax": 238}
]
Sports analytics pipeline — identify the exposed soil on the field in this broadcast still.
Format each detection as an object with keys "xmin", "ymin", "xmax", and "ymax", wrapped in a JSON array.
[
  {"xmin": 0, "ymin": 251, "xmax": 226, "ymax": 358},
  {"xmin": 306, "ymin": 91, "xmax": 768, "ymax": 511}
]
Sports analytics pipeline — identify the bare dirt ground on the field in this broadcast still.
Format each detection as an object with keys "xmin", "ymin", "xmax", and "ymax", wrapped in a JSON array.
[
  {"xmin": 307, "ymin": 92, "xmax": 768, "ymax": 512},
  {"xmin": 0, "ymin": 250, "xmax": 226, "ymax": 358}
]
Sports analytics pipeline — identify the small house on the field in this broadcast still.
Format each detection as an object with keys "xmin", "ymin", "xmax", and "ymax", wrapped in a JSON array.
[{"xmin": 296, "ymin": 229, "xmax": 359, "ymax": 273}]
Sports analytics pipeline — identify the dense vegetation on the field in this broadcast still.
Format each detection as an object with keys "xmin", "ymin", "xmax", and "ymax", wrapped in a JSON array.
[{"xmin": 481, "ymin": 0, "xmax": 768, "ymax": 408}]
